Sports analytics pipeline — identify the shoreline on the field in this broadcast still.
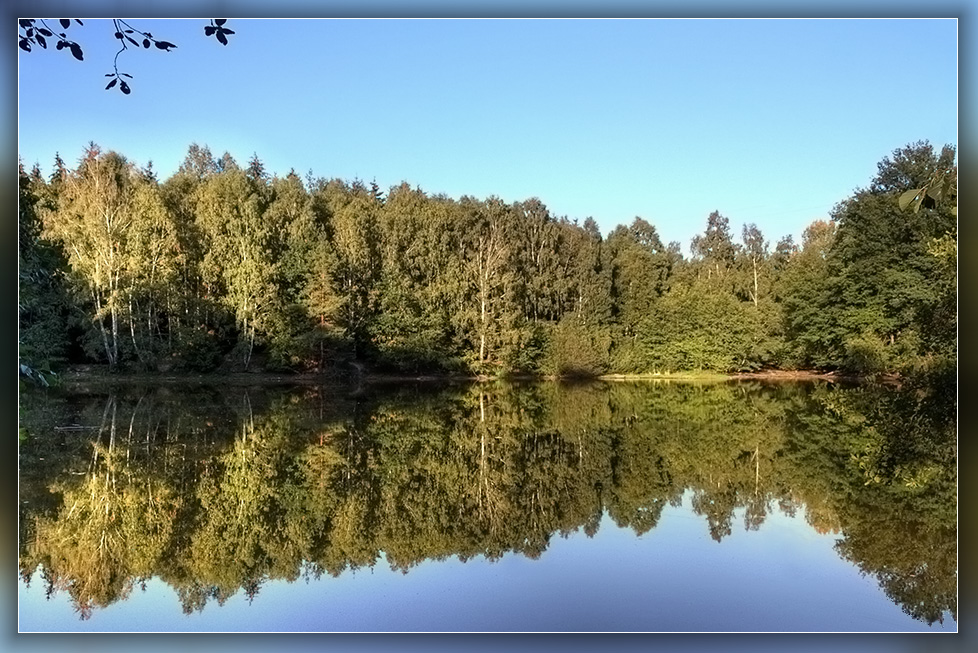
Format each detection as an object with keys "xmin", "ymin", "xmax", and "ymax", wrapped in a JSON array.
[{"xmin": 36, "ymin": 366, "xmax": 899, "ymax": 387}]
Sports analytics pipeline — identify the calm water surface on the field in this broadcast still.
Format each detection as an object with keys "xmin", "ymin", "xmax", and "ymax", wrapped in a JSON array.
[{"xmin": 18, "ymin": 378, "xmax": 957, "ymax": 632}]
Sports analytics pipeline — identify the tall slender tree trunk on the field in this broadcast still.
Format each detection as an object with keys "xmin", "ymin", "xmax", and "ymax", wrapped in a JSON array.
[
  {"xmin": 108, "ymin": 396, "xmax": 117, "ymax": 452},
  {"xmin": 478, "ymin": 391, "xmax": 486, "ymax": 515},
  {"xmin": 479, "ymin": 278, "xmax": 488, "ymax": 363},
  {"xmin": 128, "ymin": 290, "xmax": 141, "ymax": 361},
  {"xmin": 168, "ymin": 306, "xmax": 175, "ymax": 353},
  {"xmin": 111, "ymin": 303, "xmax": 119, "ymax": 365},
  {"xmin": 754, "ymin": 445, "xmax": 760, "ymax": 497},
  {"xmin": 110, "ymin": 269, "xmax": 121, "ymax": 365},
  {"xmin": 246, "ymin": 326, "xmax": 255, "ymax": 369},
  {"xmin": 108, "ymin": 240, "xmax": 120, "ymax": 366},
  {"xmin": 752, "ymin": 256, "xmax": 759, "ymax": 307},
  {"xmin": 93, "ymin": 290, "xmax": 114, "ymax": 366},
  {"xmin": 241, "ymin": 310, "xmax": 254, "ymax": 370}
]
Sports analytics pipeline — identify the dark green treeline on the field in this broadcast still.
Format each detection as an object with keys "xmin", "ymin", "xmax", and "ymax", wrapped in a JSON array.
[
  {"xmin": 18, "ymin": 141, "xmax": 956, "ymax": 378},
  {"xmin": 18, "ymin": 379, "xmax": 956, "ymax": 623}
]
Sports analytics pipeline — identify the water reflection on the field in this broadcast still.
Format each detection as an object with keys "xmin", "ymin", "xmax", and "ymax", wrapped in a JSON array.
[{"xmin": 18, "ymin": 378, "xmax": 956, "ymax": 627}]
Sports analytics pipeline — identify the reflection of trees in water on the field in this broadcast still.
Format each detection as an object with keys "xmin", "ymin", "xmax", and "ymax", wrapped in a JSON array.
[
  {"xmin": 829, "ymin": 373, "xmax": 956, "ymax": 625},
  {"xmin": 20, "ymin": 394, "xmax": 182, "ymax": 619},
  {"xmin": 19, "ymin": 379, "xmax": 955, "ymax": 624},
  {"xmin": 836, "ymin": 497, "xmax": 956, "ymax": 625},
  {"xmin": 777, "ymin": 373, "xmax": 956, "ymax": 625}
]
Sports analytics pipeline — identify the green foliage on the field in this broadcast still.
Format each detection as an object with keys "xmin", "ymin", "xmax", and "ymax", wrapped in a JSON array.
[
  {"xmin": 690, "ymin": 210, "xmax": 737, "ymax": 282},
  {"xmin": 18, "ymin": 162, "xmax": 71, "ymax": 375},
  {"xmin": 637, "ymin": 281, "xmax": 767, "ymax": 372},
  {"xmin": 779, "ymin": 220, "xmax": 840, "ymax": 368},
  {"xmin": 843, "ymin": 331, "xmax": 889, "ymax": 375},
  {"xmin": 777, "ymin": 142, "xmax": 956, "ymax": 374},
  {"xmin": 540, "ymin": 317, "xmax": 611, "ymax": 377},
  {"xmin": 788, "ymin": 142, "xmax": 958, "ymax": 372},
  {"xmin": 173, "ymin": 323, "xmax": 230, "ymax": 372},
  {"xmin": 606, "ymin": 217, "xmax": 673, "ymax": 336},
  {"xmin": 196, "ymin": 166, "xmax": 278, "ymax": 368},
  {"xmin": 17, "ymin": 140, "xmax": 955, "ymax": 378},
  {"xmin": 916, "ymin": 230, "xmax": 956, "ymax": 361},
  {"xmin": 323, "ymin": 179, "xmax": 383, "ymax": 357}
]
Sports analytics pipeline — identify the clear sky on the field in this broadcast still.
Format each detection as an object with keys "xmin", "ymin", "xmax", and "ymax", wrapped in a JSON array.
[{"xmin": 17, "ymin": 18, "xmax": 957, "ymax": 252}]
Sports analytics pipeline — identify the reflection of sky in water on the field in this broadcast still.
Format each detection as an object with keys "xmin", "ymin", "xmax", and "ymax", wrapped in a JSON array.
[{"xmin": 18, "ymin": 491, "xmax": 955, "ymax": 633}]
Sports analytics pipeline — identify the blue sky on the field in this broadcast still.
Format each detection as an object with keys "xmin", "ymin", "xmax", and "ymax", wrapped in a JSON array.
[{"xmin": 17, "ymin": 18, "xmax": 957, "ymax": 251}]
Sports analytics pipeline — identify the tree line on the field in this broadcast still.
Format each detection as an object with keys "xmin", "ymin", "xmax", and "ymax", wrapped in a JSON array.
[{"xmin": 18, "ymin": 140, "xmax": 957, "ymax": 379}]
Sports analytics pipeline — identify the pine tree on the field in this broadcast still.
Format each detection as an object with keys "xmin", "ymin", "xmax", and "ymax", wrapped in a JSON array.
[{"xmin": 18, "ymin": 160, "xmax": 70, "ymax": 380}]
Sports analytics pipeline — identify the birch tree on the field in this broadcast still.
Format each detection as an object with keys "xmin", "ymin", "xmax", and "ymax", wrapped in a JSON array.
[
  {"xmin": 195, "ymin": 163, "xmax": 275, "ymax": 369},
  {"xmin": 48, "ymin": 145, "xmax": 145, "ymax": 366}
]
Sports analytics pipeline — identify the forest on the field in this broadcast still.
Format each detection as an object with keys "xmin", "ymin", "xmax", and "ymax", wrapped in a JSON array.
[{"xmin": 17, "ymin": 140, "xmax": 957, "ymax": 381}]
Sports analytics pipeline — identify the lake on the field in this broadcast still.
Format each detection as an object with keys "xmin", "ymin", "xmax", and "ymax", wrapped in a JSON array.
[{"xmin": 17, "ymin": 377, "xmax": 957, "ymax": 632}]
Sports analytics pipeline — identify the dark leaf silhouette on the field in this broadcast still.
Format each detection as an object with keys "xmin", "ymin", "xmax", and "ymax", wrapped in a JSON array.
[
  {"xmin": 206, "ymin": 20, "xmax": 235, "ymax": 46},
  {"xmin": 21, "ymin": 19, "xmax": 231, "ymax": 94},
  {"xmin": 120, "ymin": 81, "xmax": 130, "ymax": 95},
  {"xmin": 106, "ymin": 78, "xmax": 117, "ymax": 90},
  {"xmin": 121, "ymin": 73, "xmax": 132, "ymax": 78}
]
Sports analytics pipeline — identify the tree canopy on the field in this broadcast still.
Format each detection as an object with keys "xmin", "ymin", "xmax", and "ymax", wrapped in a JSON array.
[{"xmin": 18, "ymin": 140, "xmax": 956, "ymax": 380}]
